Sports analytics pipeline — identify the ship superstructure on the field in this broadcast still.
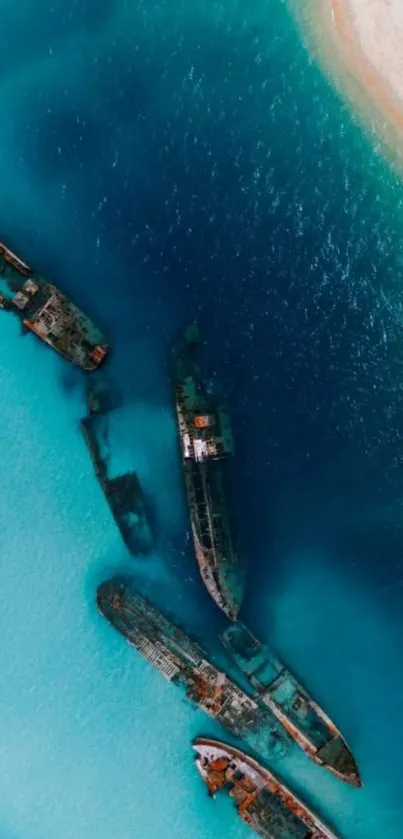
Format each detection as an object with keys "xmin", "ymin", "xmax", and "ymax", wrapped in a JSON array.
[
  {"xmin": 221, "ymin": 622, "xmax": 361, "ymax": 787},
  {"xmin": 0, "ymin": 242, "xmax": 108, "ymax": 371},
  {"xmin": 172, "ymin": 326, "xmax": 245, "ymax": 620},
  {"xmin": 97, "ymin": 580, "xmax": 286, "ymax": 747},
  {"xmin": 193, "ymin": 737, "xmax": 339, "ymax": 839}
]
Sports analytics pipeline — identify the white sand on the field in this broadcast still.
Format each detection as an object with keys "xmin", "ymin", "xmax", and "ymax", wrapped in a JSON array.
[
  {"xmin": 328, "ymin": 0, "xmax": 403, "ymax": 130},
  {"xmin": 342, "ymin": 0, "xmax": 403, "ymax": 100}
]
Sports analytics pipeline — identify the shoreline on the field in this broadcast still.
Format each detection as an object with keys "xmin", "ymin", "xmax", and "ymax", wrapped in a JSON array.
[
  {"xmin": 331, "ymin": 0, "xmax": 403, "ymax": 130},
  {"xmin": 290, "ymin": 0, "xmax": 403, "ymax": 171}
]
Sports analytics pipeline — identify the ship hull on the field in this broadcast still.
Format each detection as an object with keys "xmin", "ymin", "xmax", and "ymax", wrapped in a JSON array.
[
  {"xmin": 81, "ymin": 419, "xmax": 152, "ymax": 556},
  {"xmin": 172, "ymin": 328, "xmax": 245, "ymax": 619},
  {"xmin": 193, "ymin": 737, "xmax": 339, "ymax": 839},
  {"xmin": 0, "ymin": 242, "xmax": 108, "ymax": 371},
  {"xmin": 183, "ymin": 458, "xmax": 245, "ymax": 620},
  {"xmin": 24, "ymin": 329, "xmax": 105, "ymax": 372},
  {"xmin": 220, "ymin": 622, "xmax": 361, "ymax": 787},
  {"xmin": 96, "ymin": 579, "xmax": 288, "ymax": 749}
]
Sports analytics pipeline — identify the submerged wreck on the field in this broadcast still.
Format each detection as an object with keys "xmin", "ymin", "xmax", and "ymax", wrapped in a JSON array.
[
  {"xmin": 81, "ymin": 378, "xmax": 152, "ymax": 556},
  {"xmin": 221, "ymin": 622, "xmax": 361, "ymax": 787}
]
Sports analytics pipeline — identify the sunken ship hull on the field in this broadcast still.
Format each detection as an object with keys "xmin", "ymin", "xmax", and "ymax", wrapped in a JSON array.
[
  {"xmin": 104, "ymin": 473, "xmax": 152, "ymax": 556},
  {"xmin": 96, "ymin": 580, "xmax": 286, "ymax": 747},
  {"xmin": 81, "ymin": 416, "xmax": 152, "ymax": 557},
  {"xmin": 221, "ymin": 622, "xmax": 361, "ymax": 788},
  {"xmin": 183, "ymin": 456, "xmax": 243, "ymax": 620},
  {"xmin": 172, "ymin": 326, "xmax": 245, "ymax": 620},
  {"xmin": 0, "ymin": 242, "xmax": 108, "ymax": 371},
  {"xmin": 193, "ymin": 738, "xmax": 339, "ymax": 839}
]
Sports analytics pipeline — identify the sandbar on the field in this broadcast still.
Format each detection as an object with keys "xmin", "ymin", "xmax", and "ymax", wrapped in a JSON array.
[
  {"xmin": 294, "ymin": 0, "xmax": 403, "ymax": 160},
  {"xmin": 333, "ymin": 0, "xmax": 403, "ymax": 121}
]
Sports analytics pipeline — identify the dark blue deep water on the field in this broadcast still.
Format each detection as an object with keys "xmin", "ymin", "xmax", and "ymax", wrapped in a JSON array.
[{"xmin": 1, "ymin": 1, "xmax": 403, "ymax": 837}]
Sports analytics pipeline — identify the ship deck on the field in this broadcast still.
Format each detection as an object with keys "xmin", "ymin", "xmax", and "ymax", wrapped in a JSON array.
[{"xmin": 194, "ymin": 738, "xmax": 338, "ymax": 839}]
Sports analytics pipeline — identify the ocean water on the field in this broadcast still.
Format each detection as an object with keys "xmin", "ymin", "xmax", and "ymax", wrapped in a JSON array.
[{"xmin": 1, "ymin": 0, "xmax": 403, "ymax": 838}]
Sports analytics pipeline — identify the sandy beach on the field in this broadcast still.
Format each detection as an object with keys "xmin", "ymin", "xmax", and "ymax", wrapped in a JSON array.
[
  {"xmin": 293, "ymin": 0, "xmax": 403, "ymax": 160},
  {"xmin": 330, "ymin": 0, "xmax": 403, "ymax": 124}
]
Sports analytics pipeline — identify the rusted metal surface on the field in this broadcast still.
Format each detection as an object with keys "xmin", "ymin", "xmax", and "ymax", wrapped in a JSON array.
[
  {"xmin": 0, "ymin": 241, "xmax": 108, "ymax": 371},
  {"xmin": 193, "ymin": 738, "xmax": 340, "ymax": 839},
  {"xmin": 221, "ymin": 622, "xmax": 361, "ymax": 787},
  {"xmin": 96, "ymin": 579, "xmax": 290, "ymax": 754},
  {"xmin": 172, "ymin": 327, "xmax": 245, "ymax": 620}
]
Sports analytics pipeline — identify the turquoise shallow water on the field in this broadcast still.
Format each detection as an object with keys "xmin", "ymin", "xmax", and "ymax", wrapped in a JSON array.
[{"xmin": 2, "ymin": 1, "xmax": 403, "ymax": 838}]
